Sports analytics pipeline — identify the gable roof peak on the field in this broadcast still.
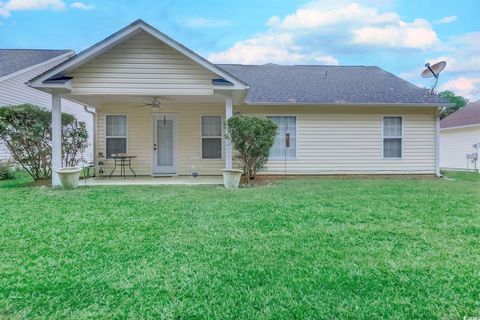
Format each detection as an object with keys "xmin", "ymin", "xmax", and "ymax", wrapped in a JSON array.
[{"xmin": 29, "ymin": 19, "xmax": 247, "ymax": 89}]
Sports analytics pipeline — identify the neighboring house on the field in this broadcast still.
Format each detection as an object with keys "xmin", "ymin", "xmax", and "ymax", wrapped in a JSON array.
[
  {"xmin": 440, "ymin": 101, "xmax": 480, "ymax": 170},
  {"xmin": 28, "ymin": 20, "xmax": 446, "ymax": 186},
  {"xmin": 0, "ymin": 49, "xmax": 94, "ymax": 161}
]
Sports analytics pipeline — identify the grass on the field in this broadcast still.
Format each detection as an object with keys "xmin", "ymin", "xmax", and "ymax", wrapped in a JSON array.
[
  {"xmin": 0, "ymin": 171, "xmax": 33, "ymax": 188},
  {"xmin": 443, "ymin": 170, "xmax": 480, "ymax": 182},
  {"xmin": 0, "ymin": 172, "xmax": 479, "ymax": 319}
]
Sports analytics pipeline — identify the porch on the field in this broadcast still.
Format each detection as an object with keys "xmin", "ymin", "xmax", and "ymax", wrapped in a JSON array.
[
  {"xmin": 48, "ymin": 94, "xmax": 238, "ymax": 187},
  {"xmin": 83, "ymin": 175, "xmax": 223, "ymax": 186}
]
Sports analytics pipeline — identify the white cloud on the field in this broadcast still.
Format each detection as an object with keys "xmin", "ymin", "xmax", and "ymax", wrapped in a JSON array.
[
  {"xmin": 209, "ymin": 32, "xmax": 338, "ymax": 65},
  {"xmin": 0, "ymin": 7, "xmax": 10, "ymax": 17},
  {"xmin": 70, "ymin": 2, "xmax": 94, "ymax": 10},
  {"xmin": 353, "ymin": 18, "xmax": 438, "ymax": 49},
  {"xmin": 0, "ymin": 0, "xmax": 65, "ymax": 17},
  {"xmin": 182, "ymin": 17, "xmax": 232, "ymax": 28},
  {"xmin": 208, "ymin": 0, "xmax": 440, "ymax": 64},
  {"xmin": 441, "ymin": 77, "xmax": 480, "ymax": 100},
  {"xmin": 4, "ymin": 0, "xmax": 64, "ymax": 10},
  {"xmin": 434, "ymin": 15, "xmax": 457, "ymax": 24},
  {"xmin": 267, "ymin": 2, "xmax": 399, "ymax": 29},
  {"xmin": 436, "ymin": 32, "xmax": 480, "ymax": 73}
]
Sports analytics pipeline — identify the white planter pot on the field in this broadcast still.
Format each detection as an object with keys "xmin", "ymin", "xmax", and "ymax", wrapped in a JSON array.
[
  {"xmin": 55, "ymin": 167, "xmax": 81, "ymax": 189},
  {"xmin": 221, "ymin": 169, "xmax": 243, "ymax": 189}
]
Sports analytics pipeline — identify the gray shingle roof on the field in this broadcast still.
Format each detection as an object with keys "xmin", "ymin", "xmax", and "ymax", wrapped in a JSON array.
[
  {"xmin": 441, "ymin": 100, "xmax": 480, "ymax": 129},
  {"xmin": 217, "ymin": 64, "xmax": 445, "ymax": 105},
  {"xmin": 0, "ymin": 49, "xmax": 71, "ymax": 78}
]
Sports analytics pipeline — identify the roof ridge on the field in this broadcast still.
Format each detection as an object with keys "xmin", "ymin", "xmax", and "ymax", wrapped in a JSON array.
[
  {"xmin": 0, "ymin": 49, "xmax": 72, "ymax": 51},
  {"xmin": 215, "ymin": 63, "xmax": 374, "ymax": 67}
]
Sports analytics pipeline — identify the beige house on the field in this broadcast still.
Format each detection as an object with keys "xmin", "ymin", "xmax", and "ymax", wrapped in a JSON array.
[
  {"xmin": 28, "ymin": 20, "xmax": 446, "ymax": 186},
  {"xmin": 440, "ymin": 101, "xmax": 480, "ymax": 171}
]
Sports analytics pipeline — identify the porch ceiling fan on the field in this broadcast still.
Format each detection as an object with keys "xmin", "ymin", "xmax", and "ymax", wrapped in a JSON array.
[{"xmin": 133, "ymin": 97, "xmax": 164, "ymax": 111}]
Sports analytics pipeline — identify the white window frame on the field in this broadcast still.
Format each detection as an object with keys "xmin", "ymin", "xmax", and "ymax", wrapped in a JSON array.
[
  {"xmin": 382, "ymin": 115, "xmax": 403, "ymax": 159},
  {"xmin": 105, "ymin": 114, "xmax": 128, "ymax": 159},
  {"xmin": 266, "ymin": 115, "xmax": 298, "ymax": 160},
  {"xmin": 200, "ymin": 115, "xmax": 224, "ymax": 160}
]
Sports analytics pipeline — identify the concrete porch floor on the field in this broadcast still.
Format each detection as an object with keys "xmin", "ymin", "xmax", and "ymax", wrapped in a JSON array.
[{"xmin": 83, "ymin": 175, "xmax": 223, "ymax": 186}]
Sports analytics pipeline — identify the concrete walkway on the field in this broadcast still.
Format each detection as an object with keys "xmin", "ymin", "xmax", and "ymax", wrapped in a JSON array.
[{"xmin": 83, "ymin": 176, "xmax": 223, "ymax": 186}]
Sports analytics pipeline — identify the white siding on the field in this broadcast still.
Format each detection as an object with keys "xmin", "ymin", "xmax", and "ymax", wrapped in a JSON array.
[
  {"xmin": 0, "ymin": 56, "xmax": 94, "ymax": 160},
  {"xmin": 96, "ymin": 104, "xmax": 436, "ymax": 176},
  {"xmin": 69, "ymin": 31, "xmax": 217, "ymax": 96},
  {"xmin": 242, "ymin": 106, "xmax": 436, "ymax": 174},
  {"xmin": 440, "ymin": 126, "xmax": 480, "ymax": 170}
]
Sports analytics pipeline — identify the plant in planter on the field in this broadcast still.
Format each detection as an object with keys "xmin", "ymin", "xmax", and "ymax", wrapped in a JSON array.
[
  {"xmin": 226, "ymin": 114, "xmax": 277, "ymax": 183},
  {"xmin": 55, "ymin": 120, "xmax": 88, "ymax": 189}
]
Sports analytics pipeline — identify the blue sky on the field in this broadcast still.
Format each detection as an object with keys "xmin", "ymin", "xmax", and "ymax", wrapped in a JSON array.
[{"xmin": 1, "ymin": 0, "xmax": 479, "ymax": 99}]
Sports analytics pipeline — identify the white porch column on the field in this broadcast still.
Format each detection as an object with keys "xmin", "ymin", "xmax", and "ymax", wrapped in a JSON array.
[
  {"xmin": 51, "ymin": 93, "xmax": 62, "ymax": 187},
  {"xmin": 435, "ymin": 107, "xmax": 441, "ymax": 177},
  {"xmin": 225, "ymin": 95, "xmax": 233, "ymax": 169}
]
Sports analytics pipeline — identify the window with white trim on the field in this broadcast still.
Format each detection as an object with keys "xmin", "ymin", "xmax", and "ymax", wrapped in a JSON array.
[
  {"xmin": 383, "ymin": 116, "xmax": 402, "ymax": 158},
  {"xmin": 201, "ymin": 116, "xmax": 222, "ymax": 159},
  {"xmin": 106, "ymin": 115, "xmax": 127, "ymax": 159},
  {"xmin": 267, "ymin": 116, "xmax": 297, "ymax": 159}
]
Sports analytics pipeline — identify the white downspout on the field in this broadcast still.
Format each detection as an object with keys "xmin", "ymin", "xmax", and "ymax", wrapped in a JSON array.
[{"xmin": 435, "ymin": 107, "xmax": 443, "ymax": 177}]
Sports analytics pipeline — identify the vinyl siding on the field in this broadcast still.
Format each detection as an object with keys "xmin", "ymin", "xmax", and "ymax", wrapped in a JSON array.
[
  {"xmin": 96, "ymin": 104, "xmax": 436, "ymax": 176},
  {"xmin": 243, "ymin": 106, "xmax": 436, "ymax": 174},
  {"xmin": 440, "ymin": 126, "xmax": 480, "ymax": 170},
  {"xmin": 0, "ymin": 56, "xmax": 94, "ymax": 160},
  {"xmin": 69, "ymin": 31, "xmax": 218, "ymax": 96}
]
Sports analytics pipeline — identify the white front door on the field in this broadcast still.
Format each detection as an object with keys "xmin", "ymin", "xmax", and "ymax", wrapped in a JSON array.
[{"xmin": 153, "ymin": 115, "xmax": 177, "ymax": 175}]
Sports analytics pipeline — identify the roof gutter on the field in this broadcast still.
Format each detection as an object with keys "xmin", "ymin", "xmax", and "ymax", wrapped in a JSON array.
[
  {"xmin": 440, "ymin": 123, "xmax": 480, "ymax": 131},
  {"xmin": 244, "ymin": 102, "xmax": 449, "ymax": 107}
]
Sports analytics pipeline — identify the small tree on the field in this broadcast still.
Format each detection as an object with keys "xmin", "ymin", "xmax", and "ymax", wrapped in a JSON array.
[
  {"xmin": 440, "ymin": 90, "xmax": 469, "ymax": 119},
  {"xmin": 227, "ymin": 114, "xmax": 277, "ymax": 181},
  {"xmin": 0, "ymin": 104, "xmax": 88, "ymax": 180}
]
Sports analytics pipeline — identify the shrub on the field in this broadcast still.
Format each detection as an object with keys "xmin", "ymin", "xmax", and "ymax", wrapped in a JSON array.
[
  {"xmin": 0, "ymin": 104, "xmax": 88, "ymax": 180},
  {"xmin": 62, "ymin": 120, "xmax": 88, "ymax": 167},
  {"xmin": 0, "ymin": 160, "xmax": 16, "ymax": 181},
  {"xmin": 227, "ymin": 114, "xmax": 277, "ymax": 181}
]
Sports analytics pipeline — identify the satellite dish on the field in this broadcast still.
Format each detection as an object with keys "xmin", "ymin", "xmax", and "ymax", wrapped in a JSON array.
[
  {"xmin": 421, "ymin": 61, "xmax": 446, "ymax": 78},
  {"xmin": 421, "ymin": 61, "xmax": 447, "ymax": 94}
]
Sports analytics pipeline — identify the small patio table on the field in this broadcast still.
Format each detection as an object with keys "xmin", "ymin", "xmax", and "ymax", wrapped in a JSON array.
[{"xmin": 109, "ymin": 154, "xmax": 137, "ymax": 179}]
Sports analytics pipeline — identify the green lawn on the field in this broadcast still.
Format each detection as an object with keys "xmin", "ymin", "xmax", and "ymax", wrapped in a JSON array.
[{"xmin": 1, "ymin": 173, "xmax": 479, "ymax": 319}]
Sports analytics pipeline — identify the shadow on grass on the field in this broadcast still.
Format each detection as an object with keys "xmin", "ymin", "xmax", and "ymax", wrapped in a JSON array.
[
  {"xmin": 442, "ymin": 170, "xmax": 480, "ymax": 182},
  {"xmin": 0, "ymin": 172, "xmax": 35, "ymax": 188}
]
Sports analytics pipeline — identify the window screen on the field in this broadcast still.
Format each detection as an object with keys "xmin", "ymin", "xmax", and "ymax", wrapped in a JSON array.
[
  {"xmin": 202, "ymin": 116, "xmax": 222, "ymax": 159},
  {"xmin": 383, "ymin": 116, "xmax": 402, "ymax": 158},
  {"xmin": 106, "ymin": 115, "xmax": 127, "ymax": 158}
]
